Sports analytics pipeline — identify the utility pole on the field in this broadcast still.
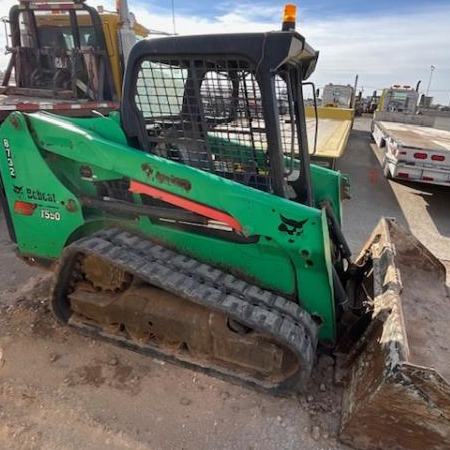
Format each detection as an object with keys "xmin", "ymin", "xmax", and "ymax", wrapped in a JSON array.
[
  {"xmin": 171, "ymin": 0, "xmax": 177, "ymax": 34},
  {"xmin": 426, "ymin": 65, "xmax": 435, "ymax": 96}
]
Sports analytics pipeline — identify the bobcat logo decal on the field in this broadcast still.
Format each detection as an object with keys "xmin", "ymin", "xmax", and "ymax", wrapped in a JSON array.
[{"xmin": 278, "ymin": 214, "xmax": 308, "ymax": 236}]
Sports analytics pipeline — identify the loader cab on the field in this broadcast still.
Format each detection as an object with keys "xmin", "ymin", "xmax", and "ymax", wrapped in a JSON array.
[
  {"xmin": 2, "ymin": 0, "xmax": 117, "ymax": 101},
  {"xmin": 121, "ymin": 31, "xmax": 319, "ymax": 206}
]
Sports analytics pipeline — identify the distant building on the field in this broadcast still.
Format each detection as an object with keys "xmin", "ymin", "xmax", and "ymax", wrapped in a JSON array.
[{"xmin": 419, "ymin": 95, "xmax": 433, "ymax": 108}]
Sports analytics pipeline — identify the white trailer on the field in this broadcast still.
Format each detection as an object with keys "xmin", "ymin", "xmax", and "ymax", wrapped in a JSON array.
[
  {"xmin": 321, "ymin": 84, "xmax": 354, "ymax": 108},
  {"xmin": 372, "ymin": 119, "xmax": 450, "ymax": 186}
]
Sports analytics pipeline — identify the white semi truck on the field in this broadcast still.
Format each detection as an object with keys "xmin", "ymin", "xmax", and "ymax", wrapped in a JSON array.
[{"xmin": 321, "ymin": 83, "xmax": 354, "ymax": 108}]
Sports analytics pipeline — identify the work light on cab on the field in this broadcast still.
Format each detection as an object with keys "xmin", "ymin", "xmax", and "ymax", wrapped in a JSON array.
[{"xmin": 282, "ymin": 4, "xmax": 297, "ymax": 31}]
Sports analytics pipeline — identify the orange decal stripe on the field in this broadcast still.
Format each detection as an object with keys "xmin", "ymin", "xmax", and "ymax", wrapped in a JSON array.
[{"xmin": 129, "ymin": 180, "xmax": 242, "ymax": 233}]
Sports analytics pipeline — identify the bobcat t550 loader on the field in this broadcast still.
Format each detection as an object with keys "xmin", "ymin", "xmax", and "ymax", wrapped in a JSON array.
[{"xmin": 0, "ymin": 8, "xmax": 449, "ymax": 450}]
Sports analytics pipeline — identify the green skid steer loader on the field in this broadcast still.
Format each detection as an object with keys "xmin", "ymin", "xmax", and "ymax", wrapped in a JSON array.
[{"xmin": 0, "ymin": 7, "xmax": 448, "ymax": 450}]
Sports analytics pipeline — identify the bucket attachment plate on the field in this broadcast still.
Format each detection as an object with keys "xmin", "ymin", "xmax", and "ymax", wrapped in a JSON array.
[{"xmin": 340, "ymin": 218, "xmax": 450, "ymax": 450}]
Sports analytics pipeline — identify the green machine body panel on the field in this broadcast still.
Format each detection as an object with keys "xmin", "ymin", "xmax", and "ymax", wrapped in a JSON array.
[{"xmin": 0, "ymin": 111, "xmax": 347, "ymax": 342}]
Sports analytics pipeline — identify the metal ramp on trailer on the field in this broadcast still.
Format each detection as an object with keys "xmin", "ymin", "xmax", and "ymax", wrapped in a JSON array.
[{"xmin": 304, "ymin": 106, "xmax": 354, "ymax": 168}]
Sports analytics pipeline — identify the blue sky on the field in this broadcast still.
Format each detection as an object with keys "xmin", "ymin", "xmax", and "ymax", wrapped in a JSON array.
[
  {"xmin": 1, "ymin": 0, "xmax": 449, "ymax": 104},
  {"xmin": 146, "ymin": 0, "xmax": 450, "ymax": 21}
]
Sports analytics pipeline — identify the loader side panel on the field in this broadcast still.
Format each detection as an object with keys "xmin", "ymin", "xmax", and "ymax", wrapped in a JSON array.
[
  {"xmin": 0, "ymin": 111, "xmax": 337, "ymax": 341},
  {"xmin": 0, "ymin": 171, "xmax": 16, "ymax": 243},
  {"xmin": 0, "ymin": 115, "xmax": 85, "ymax": 258},
  {"xmin": 311, "ymin": 164, "xmax": 348, "ymax": 225}
]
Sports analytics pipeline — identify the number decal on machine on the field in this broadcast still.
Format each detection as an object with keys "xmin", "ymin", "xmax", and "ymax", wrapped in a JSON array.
[
  {"xmin": 41, "ymin": 210, "xmax": 61, "ymax": 221},
  {"xmin": 3, "ymin": 138, "xmax": 16, "ymax": 179}
]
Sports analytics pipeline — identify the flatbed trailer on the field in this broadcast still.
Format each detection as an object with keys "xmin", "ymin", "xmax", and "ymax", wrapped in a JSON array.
[
  {"xmin": 0, "ymin": 93, "xmax": 118, "ymax": 121},
  {"xmin": 372, "ymin": 119, "xmax": 450, "ymax": 186},
  {"xmin": 305, "ymin": 106, "xmax": 353, "ymax": 169}
]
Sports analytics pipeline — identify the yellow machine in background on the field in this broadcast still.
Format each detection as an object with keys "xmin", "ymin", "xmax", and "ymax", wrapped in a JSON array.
[
  {"xmin": 0, "ymin": 0, "xmax": 149, "ymax": 119},
  {"xmin": 34, "ymin": 4, "xmax": 149, "ymax": 98}
]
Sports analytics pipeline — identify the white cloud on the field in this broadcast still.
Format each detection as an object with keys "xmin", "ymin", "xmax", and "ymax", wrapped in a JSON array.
[
  {"xmin": 128, "ymin": 1, "xmax": 450, "ymax": 104},
  {"xmin": 1, "ymin": 1, "xmax": 449, "ymax": 104},
  {"xmin": 300, "ymin": 9, "xmax": 450, "ymax": 104}
]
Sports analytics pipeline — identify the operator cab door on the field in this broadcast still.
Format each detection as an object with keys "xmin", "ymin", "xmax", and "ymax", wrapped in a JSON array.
[
  {"xmin": 120, "ymin": 32, "xmax": 318, "ymax": 207},
  {"xmin": 124, "ymin": 57, "xmax": 313, "ymax": 206}
]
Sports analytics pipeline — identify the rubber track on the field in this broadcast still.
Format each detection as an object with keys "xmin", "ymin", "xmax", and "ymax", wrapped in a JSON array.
[{"xmin": 57, "ymin": 228, "xmax": 320, "ymax": 392}]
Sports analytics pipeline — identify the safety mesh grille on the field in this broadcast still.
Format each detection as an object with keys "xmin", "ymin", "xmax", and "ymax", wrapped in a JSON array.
[{"xmin": 134, "ymin": 57, "xmax": 296, "ymax": 193}]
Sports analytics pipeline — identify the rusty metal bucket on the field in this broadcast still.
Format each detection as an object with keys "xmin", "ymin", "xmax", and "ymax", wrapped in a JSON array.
[{"xmin": 340, "ymin": 218, "xmax": 450, "ymax": 450}]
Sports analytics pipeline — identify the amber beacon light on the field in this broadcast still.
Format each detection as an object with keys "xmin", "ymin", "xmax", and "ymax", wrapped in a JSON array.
[{"xmin": 282, "ymin": 4, "xmax": 297, "ymax": 31}]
